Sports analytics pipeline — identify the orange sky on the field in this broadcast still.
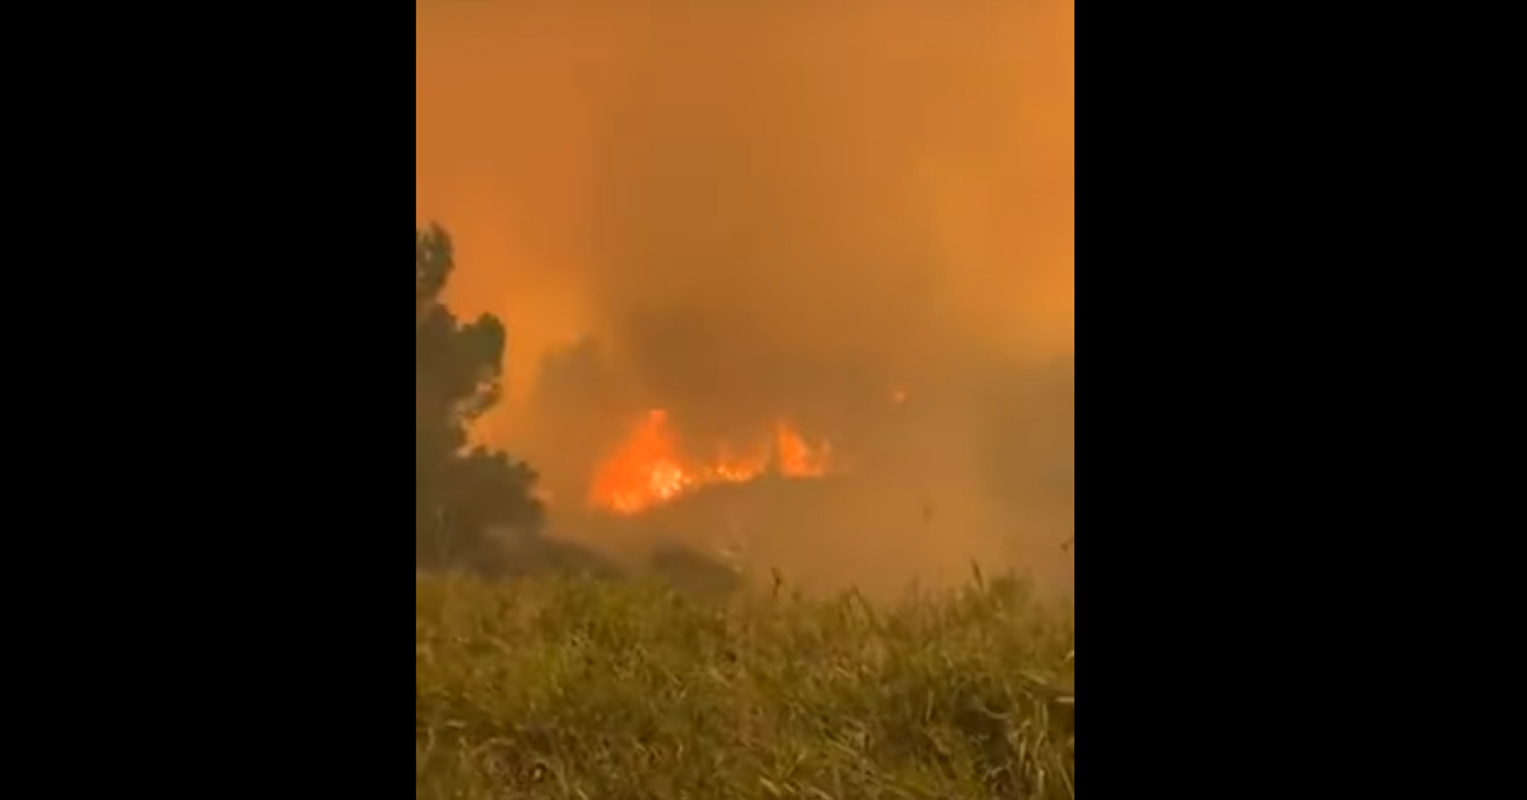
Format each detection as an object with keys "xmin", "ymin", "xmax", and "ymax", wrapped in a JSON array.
[
  {"xmin": 417, "ymin": 0, "xmax": 1075, "ymax": 592},
  {"xmin": 417, "ymin": 0, "xmax": 1074, "ymax": 437}
]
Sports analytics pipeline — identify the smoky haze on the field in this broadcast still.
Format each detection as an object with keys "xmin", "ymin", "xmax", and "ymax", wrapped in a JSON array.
[{"xmin": 417, "ymin": 0, "xmax": 1074, "ymax": 594}]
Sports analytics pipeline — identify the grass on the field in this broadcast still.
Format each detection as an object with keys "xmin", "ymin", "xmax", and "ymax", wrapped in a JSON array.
[{"xmin": 417, "ymin": 570, "xmax": 1074, "ymax": 799}]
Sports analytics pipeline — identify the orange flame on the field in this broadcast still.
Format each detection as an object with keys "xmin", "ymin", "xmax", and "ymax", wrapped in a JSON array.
[
  {"xmin": 774, "ymin": 421, "xmax": 831, "ymax": 477},
  {"xmin": 587, "ymin": 409, "xmax": 836, "ymax": 515}
]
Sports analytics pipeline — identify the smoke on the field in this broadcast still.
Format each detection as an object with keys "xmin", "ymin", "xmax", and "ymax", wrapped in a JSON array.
[{"xmin": 417, "ymin": 0, "xmax": 1074, "ymax": 594}]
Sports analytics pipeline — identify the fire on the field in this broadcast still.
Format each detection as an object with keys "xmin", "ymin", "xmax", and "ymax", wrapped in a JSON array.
[
  {"xmin": 587, "ymin": 409, "xmax": 836, "ymax": 515},
  {"xmin": 774, "ymin": 421, "xmax": 831, "ymax": 477}
]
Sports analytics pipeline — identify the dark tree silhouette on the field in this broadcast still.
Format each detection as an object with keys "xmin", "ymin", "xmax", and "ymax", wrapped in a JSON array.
[
  {"xmin": 415, "ymin": 225, "xmax": 748, "ymax": 586},
  {"xmin": 416, "ymin": 225, "xmax": 544, "ymax": 571}
]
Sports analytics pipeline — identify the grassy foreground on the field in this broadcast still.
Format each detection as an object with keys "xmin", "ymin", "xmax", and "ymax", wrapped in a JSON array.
[{"xmin": 417, "ymin": 572, "xmax": 1074, "ymax": 799}]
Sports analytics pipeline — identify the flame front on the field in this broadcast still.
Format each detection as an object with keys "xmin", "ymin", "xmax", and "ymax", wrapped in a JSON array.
[
  {"xmin": 587, "ymin": 409, "xmax": 836, "ymax": 515},
  {"xmin": 586, "ymin": 410, "xmax": 695, "ymax": 515}
]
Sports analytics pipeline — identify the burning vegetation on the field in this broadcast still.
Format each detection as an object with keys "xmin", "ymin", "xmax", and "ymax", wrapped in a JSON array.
[{"xmin": 587, "ymin": 409, "xmax": 837, "ymax": 515}]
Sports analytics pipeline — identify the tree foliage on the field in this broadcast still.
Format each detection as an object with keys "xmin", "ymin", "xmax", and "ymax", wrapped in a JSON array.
[{"xmin": 416, "ymin": 225, "xmax": 544, "ymax": 571}]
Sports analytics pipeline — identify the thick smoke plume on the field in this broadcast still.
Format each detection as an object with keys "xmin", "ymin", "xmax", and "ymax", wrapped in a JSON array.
[{"xmin": 417, "ymin": 0, "xmax": 1074, "ymax": 594}]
